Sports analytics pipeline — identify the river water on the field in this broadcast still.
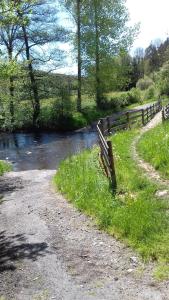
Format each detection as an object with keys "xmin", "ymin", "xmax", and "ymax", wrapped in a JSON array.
[{"xmin": 0, "ymin": 131, "xmax": 98, "ymax": 171}]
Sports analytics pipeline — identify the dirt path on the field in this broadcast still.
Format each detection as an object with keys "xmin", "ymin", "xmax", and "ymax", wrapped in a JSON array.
[
  {"xmin": 132, "ymin": 111, "xmax": 169, "ymax": 192},
  {"xmin": 0, "ymin": 169, "xmax": 169, "ymax": 300}
]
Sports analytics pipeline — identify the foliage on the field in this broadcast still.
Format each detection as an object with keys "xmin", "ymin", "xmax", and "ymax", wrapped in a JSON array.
[
  {"xmin": 136, "ymin": 76, "xmax": 154, "ymax": 91},
  {"xmin": 64, "ymin": 0, "xmax": 138, "ymax": 107},
  {"xmin": 55, "ymin": 130, "xmax": 169, "ymax": 266},
  {"xmin": 138, "ymin": 121, "xmax": 169, "ymax": 179},
  {"xmin": 156, "ymin": 63, "xmax": 169, "ymax": 96},
  {"xmin": 143, "ymin": 86, "xmax": 157, "ymax": 101},
  {"xmin": 127, "ymin": 88, "xmax": 142, "ymax": 103},
  {"xmin": 0, "ymin": 160, "xmax": 11, "ymax": 175},
  {"xmin": 98, "ymin": 89, "xmax": 142, "ymax": 111}
]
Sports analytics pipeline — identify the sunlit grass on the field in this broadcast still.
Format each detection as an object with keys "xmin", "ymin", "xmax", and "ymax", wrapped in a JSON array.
[
  {"xmin": 0, "ymin": 160, "xmax": 11, "ymax": 175},
  {"xmin": 55, "ymin": 129, "xmax": 169, "ymax": 267}
]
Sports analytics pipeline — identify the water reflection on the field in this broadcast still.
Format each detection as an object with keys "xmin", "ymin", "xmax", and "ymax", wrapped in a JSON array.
[{"xmin": 0, "ymin": 131, "xmax": 98, "ymax": 171}]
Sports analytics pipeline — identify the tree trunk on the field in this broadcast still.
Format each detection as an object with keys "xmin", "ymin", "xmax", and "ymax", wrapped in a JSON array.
[
  {"xmin": 77, "ymin": 0, "xmax": 82, "ymax": 112},
  {"xmin": 94, "ymin": 1, "xmax": 102, "ymax": 108},
  {"xmin": 21, "ymin": 24, "xmax": 40, "ymax": 128},
  {"xmin": 9, "ymin": 76, "xmax": 14, "ymax": 124},
  {"xmin": 8, "ymin": 48, "xmax": 15, "ymax": 125}
]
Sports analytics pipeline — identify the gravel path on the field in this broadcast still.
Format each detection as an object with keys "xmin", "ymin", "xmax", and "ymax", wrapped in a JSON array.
[{"xmin": 0, "ymin": 132, "xmax": 169, "ymax": 299}]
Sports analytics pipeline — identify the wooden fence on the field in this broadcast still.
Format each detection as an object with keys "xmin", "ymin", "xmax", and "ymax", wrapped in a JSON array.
[
  {"xmin": 99, "ymin": 101, "xmax": 162, "ymax": 135},
  {"xmin": 97, "ymin": 120, "xmax": 117, "ymax": 191},
  {"xmin": 97, "ymin": 101, "xmax": 162, "ymax": 191},
  {"xmin": 162, "ymin": 103, "xmax": 169, "ymax": 121}
]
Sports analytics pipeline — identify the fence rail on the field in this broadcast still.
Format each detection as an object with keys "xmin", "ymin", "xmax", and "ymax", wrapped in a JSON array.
[
  {"xmin": 162, "ymin": 103, "xmax": 169, "ymax": 121},
  {"xmin": 97, "ymin": 101, "xmax": 162, "ymax": 191},
  {"xmin": 100, "ymin": 101, "xmax": 162, "ymax": 135}
]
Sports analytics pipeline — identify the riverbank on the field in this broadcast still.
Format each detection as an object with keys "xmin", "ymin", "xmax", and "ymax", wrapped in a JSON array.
[{"xmin": 0, "ymin": 95, "xmax": 157, "ymax": 133}]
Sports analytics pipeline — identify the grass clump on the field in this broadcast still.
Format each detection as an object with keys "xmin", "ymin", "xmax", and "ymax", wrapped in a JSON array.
[
  {"xmin": 55, "ymin": 129, "xmax": 169, "ymax": 266},
  {"xmin": 0, "ymin": 160, "xmax": 11, "ymax": 176},
  {"xmin": 137, "ymin": 121, "xmax": 169, "ymax": 179},
  {"xmin": 154, "ymin": 263, "xmax": 169, "ymax": 281}
]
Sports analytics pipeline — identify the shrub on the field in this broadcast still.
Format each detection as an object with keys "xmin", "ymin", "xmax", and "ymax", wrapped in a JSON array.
[
  {"xmin": 156, "ymin": 63, "xmax": 169, "ymax": 96},
  {"xmin": 127, "ymin": 88, "xmax": 142, "ymax": 104},
  {"xmin": 136, "ymin": 76, "xmax": 154, "ymax": 91},
  {"xmin": 99, "ymin": 93, "xmax": 130, "ymax": 111},
  {"xmin": 0, "ymin": 160, "xmax": 11, "ymax": 175},
  {"xmin": 144, "ymin": 86, "xmax": 157, "ymax": 100}
]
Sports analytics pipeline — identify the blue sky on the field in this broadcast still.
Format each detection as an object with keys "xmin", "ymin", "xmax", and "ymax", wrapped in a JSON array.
[{"xmin": 58, "ymin": 0, "xmax": 169, "ymax": 74}]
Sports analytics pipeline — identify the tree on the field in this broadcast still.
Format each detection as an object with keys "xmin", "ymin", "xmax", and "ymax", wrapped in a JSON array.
[
  {"xmin": 81, "ymin": 0, "xmax": 138, "ymax": 107},
  {"xmin": 0, "ymin": 0, "xmax": 24, "ymax": 124},
  {"xmin": 63, "ymin": 0, "xmax": 84, "ymax": 112},
  {"xmin": 15, "ymin": 0, "xmax": 66, "ymax": 127},
  {"xmin": 0, "ymin": 0, "xmax": 67, "ymax": 128},
  {"xmin": 144, "ymin": 43, "xmax": 161, "ymax": 75}
]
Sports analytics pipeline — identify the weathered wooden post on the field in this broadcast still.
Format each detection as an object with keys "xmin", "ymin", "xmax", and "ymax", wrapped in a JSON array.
[
  {"xmin": 142, "ymin": 109, "xmax": 145, "ymax": 126},
  {"xmin": 107, "ymin": 117, "xmax": 111, "ymax": 134},
  {"xmin": 150, "ymin": 105, "xmax": 153, "ymax": 119},
  {"xmin": 107, "ymin": 140, "xmax": 117, "ymax": 191},
  {"xmin": 126, "ymin": 112, "xmax": 131, "ymax": 129},
  {"xmin": 162, "ymin": 108, "xmax": 165, "ymax": 122},
  {"xmin": 100, "ymin": 118, "xmax": 104, "ymax": 134},
  {"xmin": 146, "ymin": 107, "xmax": 149, "ymax": 123},
  {"xmin": 153, "ymin": 104, "xmax": 155, "ymax": 115}
]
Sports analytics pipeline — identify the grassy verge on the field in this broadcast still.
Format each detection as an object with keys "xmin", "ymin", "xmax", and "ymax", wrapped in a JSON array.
[
  {"xmin": 0, "ymin": 160, "xmax": 11, "ymax": 176},
  {"xmin": 137, "ymin": 121, "xmax": 169, "ymax": 179},
  {"xmin": 55, "ymin": 129, "xmax": 169, "ymax": 277}
]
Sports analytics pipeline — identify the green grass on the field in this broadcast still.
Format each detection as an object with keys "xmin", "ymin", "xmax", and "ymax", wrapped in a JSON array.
[
  {"xmin": 55, "ymin": 129, "xmax": 169, "ymax": 268},
  {"xmin": 154, "ymin": 264, "xmax": 169, "ymax": 280},
  {"xmin": 137, "ymin": 121, "xmax": 169, "ymax": 179},
  {"xmin": 0, "ymin": 160, "xmax": 11, "ymax": 175}
]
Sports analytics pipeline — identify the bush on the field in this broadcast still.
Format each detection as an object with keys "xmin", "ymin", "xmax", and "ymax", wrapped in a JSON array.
[
  {"xmin": 136, "ymin": 76, "xmax": 154, "ymax": 91},
  {"xmin": 144, "ymin": 86, "xmax": 156, "ymax": 100},
  {"xmin": 0, "ymin": 160, "xmax": 11, "ymax": 175},
  {"xmin": 156, "ymin": 63, "xmax": 169, "ymax": 96},
  {"xmin": 127, "ymin": 88, "xmax": 142, "ymax": 104},
  {"xmin": 99, "ymin": 93, "xmax": 130, "ymax": 111}
]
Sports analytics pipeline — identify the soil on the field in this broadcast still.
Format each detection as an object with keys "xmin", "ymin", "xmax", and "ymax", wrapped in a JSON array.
[{"xmin": 0, "ymin": 111, "xmax": 169, "ymax": 299}]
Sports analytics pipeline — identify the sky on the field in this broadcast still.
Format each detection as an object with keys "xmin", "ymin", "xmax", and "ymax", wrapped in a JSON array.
[
  {"xmin": 127, "ymin": 0, "xmax": 169, "ymax": 50},
  {"xmin": 58, "ymin": 0, "xmax": 169, "ymax": 74}
]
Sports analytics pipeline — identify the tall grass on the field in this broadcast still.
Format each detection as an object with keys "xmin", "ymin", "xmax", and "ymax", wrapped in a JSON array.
[
  {"xmin": 137, "ymin": 121, "xmax": 169, "ymax": 179},
  {"xmin": 0, "ymin": 160, "xmax": 11, "ymax": 175},
  {"xmin": 55, "ymin": 130, "xmax": 169, "ymax": 264}
]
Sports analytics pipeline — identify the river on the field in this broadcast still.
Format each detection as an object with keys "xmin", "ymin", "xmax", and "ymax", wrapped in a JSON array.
[{"xmin": 0, "ymin": 131, "xmax": 98, "ymax": 171}]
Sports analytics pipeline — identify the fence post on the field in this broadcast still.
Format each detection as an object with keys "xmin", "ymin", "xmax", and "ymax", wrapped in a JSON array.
[
  {"xmin": 146, "ymin": 107, "xmax": 149, "ymax": 123},
  {"xmin": 142, "ymin": 109, "xmax": 145, "ymax": 126},
  {"xmin": 162, "ymin": 108, "xmax": 165, "ymax": 122},
  {"xmin": 107, "ymin": 117, "xmax": 111, "ymax": 134},
  {"xmin": 159, "ymin": 99, "xmax": 162, "ymax": 111},
  {"xmin": 150, "ymin": 105, "xmax": 153, "ymax": 119},
  {"xmin": 107, "ymin": 140, "xmax": 117, "ymax": 191},
  {"xmin": 100, "ymin": 118, "xmax": 104, "ymax": 134},
  {"xmin": 126, "ymin": 112, "xmax": 131, "ymax": 129},
  {"xmin": 153, "ymin": 104, "xmax": 155, "ymax": 115}
]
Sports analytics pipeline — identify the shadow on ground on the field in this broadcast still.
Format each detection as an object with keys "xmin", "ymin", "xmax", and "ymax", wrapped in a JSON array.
[
  {"xmin": 0, "ymin": 176, "xmax": 24, "ymax": 200},
  {"xmin": 0, "ymin": 231, "xmax": 49, "ymax": 272}
]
